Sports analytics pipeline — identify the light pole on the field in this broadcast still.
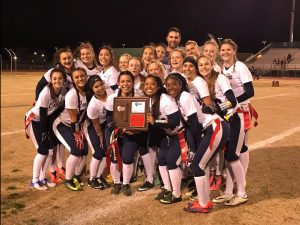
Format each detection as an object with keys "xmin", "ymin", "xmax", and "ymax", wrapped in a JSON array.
[
  {"xmin": 217, "ymin": 37, "xmax": 222, "ymax": 44},
  {"xmin": 262, "ymin": 41, "xmax": 267, "ymax": 47},
  {"xmin": 4, "ymin": 48, "xmax": 13, "ymax": 73},
  {"xmin": 9, "ymin": 49, "xmax": 17, "ymax": 72},
  {"xmin": 122, "ymin": 43, "xmax": 125, "ymax": 48},
  {"xmin": 0, "ymin": 54, "xmax": 2, "ymax": 75}
]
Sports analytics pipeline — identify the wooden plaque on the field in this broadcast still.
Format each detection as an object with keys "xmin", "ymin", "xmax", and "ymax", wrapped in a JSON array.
[{"xmin": 113, "ymin": 97, "xmax": 150, "ymax": 131}]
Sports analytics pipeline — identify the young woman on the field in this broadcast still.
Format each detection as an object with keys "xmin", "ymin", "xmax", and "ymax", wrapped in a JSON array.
[
  {"xmin": 118, "ymin": 53, "xmax": 132, "ymax": 72},
  {"xmin": 146, "ymin": 59, "xmax": 167, "ymax": 82},
  {"xmin": 203, "ymin": 39, "xmax": 222, "ymax": 73},
  {"xmin": 144, "ymin": 74, "xmax": 183, "ymax": 204},
  {"xmin": 155, "ymin": 42, "xmax": 171, "ymax": 74},
  {"xmin": 98, "ymin": 46, "xmax": 119, "ymax": 92},
  {"xmin": 74, "ymin": 42, "xmax": 101, "ymax": 78},
  {"xmin": 141, "ymin": 45, "xmax": 156, "ymax": 76},
  {"xmin": 53, "ymin": 67, "xmax": 89, "ymax": 191},
  {"xmin": 127, "ymin": 57, "xmax": 146, "ymax": 97},
  {"xmin": 212, "ymin": 39, "xmax": 254, "ymax": 206},
  {"xmin": 25, "ymin": 69, "xmax": 66, "ymax": 190},
  {"xmin": 198, "ymin": 54, "xmax": 238, "ymax": 192},
  {"xmin": 170, "ymin": 49, "xmax": 185, "ymax": 74},
  {"xmin": 84, "ymin": 75, "xmax": 113, "ymax": 189},
  {"xmin": 105, "ymin": 71, "xmax": 154, "ymax": 196}
]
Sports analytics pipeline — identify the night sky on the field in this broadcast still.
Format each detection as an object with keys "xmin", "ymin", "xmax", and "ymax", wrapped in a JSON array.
[{"xmin": 1, "ymin": 0, "xmax": 299, "ymax": 58}]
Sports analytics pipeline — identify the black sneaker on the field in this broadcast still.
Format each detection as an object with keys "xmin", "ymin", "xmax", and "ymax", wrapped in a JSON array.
[
  {"xmin": 111, "ymin": 183, "xmax": 122, "ymax": 194},
  {"xmin": 98, "ymin": 176, "xmax": 111, "ymax": 188},
  {"xmin": 154, "ymin": 188, "xmax": 172, "ymax": 201},
  {"xmin": 88, "ymin": 178, "xmax": 104, "ymax": 190},
  {"xmin": 160, "ymin": 194, "xmax": 182, "ymax": 204},
  {"xmin": 122, "ymin": 184, "xmax": 132, "ymax": 196},
  {"xmin": 138, "ymin": 181, "xmax": 154, "ymax": 191}
]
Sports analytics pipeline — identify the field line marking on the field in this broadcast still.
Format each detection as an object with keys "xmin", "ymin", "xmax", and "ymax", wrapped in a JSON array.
[
  {"xmin": 252, "ymin": 92, "xmax": 299, "ymax": 100},
  {"xmin": 249, "ymin": 126, "xmax": 300, "ymax": 151},
  {"xmin": 1, "ymin": 129, "xmax": 24, "ymax": 136},
  {"xmin": 1, "ymin": 93, "xmax": 32, "ymax": 96}
]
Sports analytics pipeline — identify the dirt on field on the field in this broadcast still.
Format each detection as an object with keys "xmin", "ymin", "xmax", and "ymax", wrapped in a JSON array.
[{"xmin": 1, "ymin": 73, "xmax": 300, "ymax": 225}]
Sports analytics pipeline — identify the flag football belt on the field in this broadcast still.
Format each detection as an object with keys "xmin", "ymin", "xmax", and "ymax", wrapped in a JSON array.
[
  {"xmin": 236, "ymin": 108, "xmax": 251, "ymax": 131},
  {"xmin": 24, "ymin": 111, "xmax": 36, "ymax": 139}
]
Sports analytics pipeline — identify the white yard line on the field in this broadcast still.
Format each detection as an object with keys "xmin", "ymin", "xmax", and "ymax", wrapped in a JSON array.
[
  {"xmin": 1, "ymin": 93, "xmax": 32, "ymax": 96},
  {"xmin": 1, "ymin": 129, "xmax": 24, "ymax": 136},
  {"xmin": 252, "ymin": 92, "xmax": 299, "ymax": 100},
  {"xmin": 249, "ymin": 126, "xmax": 300, "ymax": 151}
]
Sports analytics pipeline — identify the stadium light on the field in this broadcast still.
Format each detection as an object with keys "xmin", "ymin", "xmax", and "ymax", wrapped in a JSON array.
[
  {"xmin": 4, "ymin": 48, "xmax": 12, "ymax": 73},
  {"xmin": 0, "ymin": 54, "xmax": 2, "ymax": 75},
  {"xmin": 9, "ymin": 49, "xmax": 17, "ymax": 72},
  {"xmin": 217, "ymin": 37, "xmax": 222, "ymax": 44}
]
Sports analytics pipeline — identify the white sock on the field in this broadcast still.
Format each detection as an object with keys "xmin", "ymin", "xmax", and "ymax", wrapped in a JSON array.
[
  {"xmin": 33, "ymin": 153, "xmax": 46, "ymax": 182},
  {"xmin": 205, "ymin": 167, "xmax": 210, "ymax": 196},
  {"xmin": 195, "ymin": 176, "xmax": 210, "ymax": 206},
  {"xmin": 75, "ymin": 155, "xmax": 87, "ymax": 176},
  {"xmin": 159, "ymin": 166, "xmax": 172, "ymax": 191},
  {"xmin": 96, "ymin": 159, "xmax": 106, "ymax": 178},
  {"xmin": 148, "ymin": 147, "xmax": 157, "ymax": 176},
  {"xmin": 230, "ymin": 160, "xmax": 246, "ymax": 197},
  {"xmin": 168, "ymin": 167, "xmax": 182, "ymax": 198},
  {"xmin": 66, "ymin": 154, "xmax": 79, "ymax": 180},
  {"xmin": 39, "ymin": 149, "xmax": 53, "ymax": 181},
  {"xmin": 224, "ymin": 165, "xmax": 235, "ymax": 195},
  {"xmin": 110, "ymin": 163, "xmax": 121, "ymax": 183},
  {"xmin": 122, "ymin": 163, "xmax": 134, "ymax": 185},
  {"xmin": 141, "ymin": 153, "xmax": 154, "ymax": 183},
  {"xmin": 240, "ymin": 151, "xmax": 249, "ymax": 178},
  {"xmin": 89, "ymin": 157, "xmax": 100, "ymax": 180},
  {"xmin": 56, "ymin": 144, "xmax": 65, "ymax": 169}
]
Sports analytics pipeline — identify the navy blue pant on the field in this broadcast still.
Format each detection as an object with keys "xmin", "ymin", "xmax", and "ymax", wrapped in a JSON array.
[{"xmin": 87, "ymin": 122, "xmax": 107, "ymax": 160}]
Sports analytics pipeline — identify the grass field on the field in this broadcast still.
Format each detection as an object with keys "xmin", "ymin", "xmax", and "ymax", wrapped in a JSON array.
[{"xmin": 1, "ymin": 72, "xmax": 300, "ymax": 225}]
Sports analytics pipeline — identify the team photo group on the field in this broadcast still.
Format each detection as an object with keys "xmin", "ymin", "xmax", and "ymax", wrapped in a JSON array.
[{"xmin": 24, "ymin": 26, "xmax": 256, "ymax": 214}]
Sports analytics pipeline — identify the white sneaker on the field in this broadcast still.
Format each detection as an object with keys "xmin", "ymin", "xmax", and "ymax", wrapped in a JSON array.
[
  {"xmin": 224, "ymin": 194, "xmax": 248, "ymax": 206},
  {"xmin": 40, "ymin": 179, "xmax": 56, "ymax": 188},
  {"xmin": 212, "ymin": 193, "xmax": 234, "ymax": 203},
  {"xmin": 31, "ymin": 181, "xmax": 48, "ymax": 190}
]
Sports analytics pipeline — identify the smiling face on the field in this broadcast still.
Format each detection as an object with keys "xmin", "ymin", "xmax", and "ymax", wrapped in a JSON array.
[
  {"xmin": 118, "ymin": 55, "xmax": 130, "ymax": 72},
  {"xmin": 59, "ymin": 51, "xmax": 73, "ymax": 70},
  {"xmin": 198, "ymin": 56, "xmax": 213, "ymax": 78},
  {"xmin": 170, "ymin": 50, "xmax": 184, "ymax": 71},
  {"xmin": 119, "ymin": 74, "xmax": 134, "ymax": 96},
  {"xmin": 99, "ymin": 48, "xmax": 112, "ymax": 68},
  {"xmin": 72, "ymin": 69, "xmax": 87, "ymax": 90},
  {"xmin": 219, "ymin": 43, "xmax": 236, "ymax": 64},
  {"xmin": 128, "ymin": 58, "xmax": 142, "ymax": 77},
  {"xmin": 183, "ymin": 61, "xmax": 197, "ymax": 81},
  {"xmin": 142, "ymin": 47, "xmax": 155, "ymax": 66},
  {"xmin": 147, "ymin": 62, "xmax": 163, "ymax": 80},
  {"xmin": 155, "ymin": 46, "xmax": 166, "ymax": 61},
  {"xmin": 166, "ymin": 31, "xmax": 181, "ymax": 49},
  {"xmin": 92, "ymin": 80, "xmax": 106, "ymax": 98},
  {"xmin": 80, "ymin": 47, "xmax": 93, "ymax": 67},
  {"xmin": 165, "ymin": 76, "xmax": 181, "ymax": 99},
  {"xmin": 51, "ymin": 71, "xmax": 65, "ymax": 91},
  {"xmin": 203, "ymin": 43, "xmax": 218, "ymax": 62},
  {"xmin": 185, "ymin": 43, "xmax": 199, "ymax": 58},
  {"xmin": 143, "ymin": 77, "xmax": 158, "ymax": 97}
]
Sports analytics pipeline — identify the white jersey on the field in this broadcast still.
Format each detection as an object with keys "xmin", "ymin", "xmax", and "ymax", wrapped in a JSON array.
[
  {"xmin": 29, "ymin": 85, "xmax": 65, "ymax": 121},
  {"xmin": 74, "ymin": 59, "xmax": 101, "ymax": 78},
  {"xmin": 222, "ymin": 61, "xmax": 253, "ymax": 108},
  {"xmin": 189, "ymin": 76, "xmax": 210, "ymax": 102},
  {"xmin": 214, "ymin": 63, "xmax": 221, "ymax": 73},
  {"xmin": 134, "ymin": 75, "xmax": 145, "ymax": 97},
  {"xmin": 59, "ymin": 88, "xmax": 87, "ymax": 125},
  {"xmin": 158, "ymin": 93, "xmax": 183, "ymax": 135},
  {"xmin": 100, "ymin": 66, "xmax": 119, "ymax": 90},
  {"xmin": 177, "ymin": 91, "xmax": 198, "ymax": 122},
  {"xmin": 87, "ymin": 95, "xmax": 107, "ymax": 124}
]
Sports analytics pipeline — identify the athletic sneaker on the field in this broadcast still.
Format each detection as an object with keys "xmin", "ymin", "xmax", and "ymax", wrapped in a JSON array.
[
  {"xmin": 138, "ymin": 181, "xmax": 154, "ymax": 191},
  {"xmin": 160, "ymin": 194, "xmax": 182, "ymax": 204},
  {"xmin": 154, "ymin": 188, "xmax": 171, "ymax": 201},
  {"xmin": 189, "ymin": 189, "xmax": 198, "ymax": 201},
  {"xmin": 183, "ymin": 201, "xmax": 213, "ymax": 213},
  {"xmin": 40, "ymin": 178, "xmax": 56, "ymax": 188},
  {"xmin": 210, "ymin": 176, "xmax": 222, "ymax": 191},
  {"xmin": 122, "ymin": 184, "xmax": 132, "ymax": 196},
  {"xmin": 56, "ymin": 167, "xmax": 66, "ymax": 179},
  {"xmin": 111, "ymin": 183, "xmax": 122, "ymax": 194},
  {"xmin": 31, "ymin": 181, "xmax": 48, "ymax": 191},
  {"xmin": 213, "ymin": 193, "xmax": 234, "ymax": 203},
  {"xmin": 48, "ymin": 171, "xmax": 62, "ymax": 184},
  {"xmin": 64, "ymin": 179, "xmax": 80, "ymax": 191},
  {"xmin": 98, "ymin": 176, "xmax": 111, "ymax": 188},
  {"xmin": 88, "ymin": 178, "xmax": 104, "ymax": 190},
  {"xmin": 224, "ymin": 194, "xmax": 248, "ymax": 206},
  {"xmin": 73, "ymin": 175, "xmax": 84, "ymax": 188}
]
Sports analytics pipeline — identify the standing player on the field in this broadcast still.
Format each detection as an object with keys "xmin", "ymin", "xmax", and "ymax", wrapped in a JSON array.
[
  {"xmin": 162, "ymin": 27, "xmax": 182, "ymax": 66},
  {"xmin": 213, "ymin": 39, "xmax": 254, "ymax": 206},
  {"xmin": 85, "ymin": 75, "xmax": 112, "ymax": 189},
  {"xmin": 53, "ymin": 67, "xmax": 89, "ymax": 191},
  {"xmin": 26, "ymin": 69, "xmax": 66, "ymax": 190},
  {"xmin": 141, "ymin": 45, "xmax": 156, "ymax": 76}
]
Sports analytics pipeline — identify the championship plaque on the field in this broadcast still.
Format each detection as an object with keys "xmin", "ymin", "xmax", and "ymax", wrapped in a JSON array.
[{"xmin": 113, "ymin": 97, "xmax": 150, "ymax": 131}]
